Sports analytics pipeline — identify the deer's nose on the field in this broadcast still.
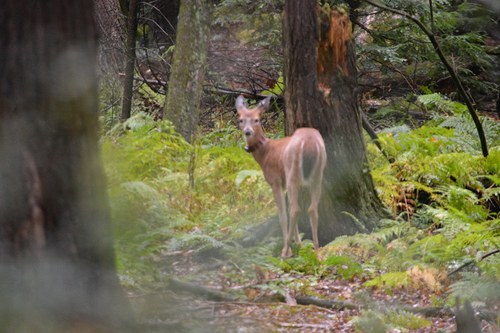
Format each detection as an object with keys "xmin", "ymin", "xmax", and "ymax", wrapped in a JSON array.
[{"xmin": 244, "ymin": 129, "xmax": 252, "ymax": 136}]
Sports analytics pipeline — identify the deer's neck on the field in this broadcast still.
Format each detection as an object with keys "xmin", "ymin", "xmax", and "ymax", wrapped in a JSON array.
[
  {"xmin": 245, "ymin": 136, "xmax": 268, "ymax": 153},
  {"xmin": 245, "ymin": 127, "xmax": 268, "ymax": 154},
  {"xmin": 249, "ymin": 136, "xmax": 277, "ymax": 169}
]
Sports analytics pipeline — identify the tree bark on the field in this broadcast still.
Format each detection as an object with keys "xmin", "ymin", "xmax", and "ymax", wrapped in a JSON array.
[
  {"xmin": 0, "ymin": 2, "xmax": 133, "ymax": 331},
  {"xmin": 120, "ymin": 0, "xmax": 139, "ymax": 121},
  {"xmin": 164, "ymin": 0, "xmax": 209, "ymax": 142},
  {"xmin": 95, "ymin": 0, "xmax": 126, "ymax": 73},
  {"xmin": 284, "ymin": 0, "xmax": 387, "ymax": 244}
]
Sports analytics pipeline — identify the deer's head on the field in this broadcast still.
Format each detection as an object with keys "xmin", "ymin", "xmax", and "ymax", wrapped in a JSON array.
[{"xmin": 235, "ymin": 95, "xmax": 271, "ymax": 151}]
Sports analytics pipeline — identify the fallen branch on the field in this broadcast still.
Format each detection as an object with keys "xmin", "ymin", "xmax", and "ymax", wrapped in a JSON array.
[
  {"xmin": 134, "ymin": 75, "xmax": 167, "ymax": 87},
  {"xmin": 203, "ymin": 85, "xmax": 253, "ymax": 98},
  {"xmin": 203, "ymin": 85, "xmax": 280, "ymax": 101},
  {"xmin": 294, "ymin": 295, "xmax": 359, "ymax": 311},
  {"xmin": 167, "ymin": 277, "xmax": 237, "ymax": 302},
  {"xmin": 167, "ymin": 277, "xmax": 456, "ymax": 319},
  {"xmin": 278, "ymin": 323, "xmax": 332, "ymax": 329},
  {"xmin": 292, "ymin": 295, "xmax": 453, "ymax": 317}
]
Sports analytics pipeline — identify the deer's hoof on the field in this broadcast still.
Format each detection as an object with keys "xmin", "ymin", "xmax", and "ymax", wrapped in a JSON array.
[{"xmin": 281, "ymin": 247, "xmax": 292, "ymax": 258}]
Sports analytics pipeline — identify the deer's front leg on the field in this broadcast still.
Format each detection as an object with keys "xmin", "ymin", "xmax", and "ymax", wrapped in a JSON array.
[{"xmin": 271, "ymin": 185, "xmax": 290, "ymax": 258}]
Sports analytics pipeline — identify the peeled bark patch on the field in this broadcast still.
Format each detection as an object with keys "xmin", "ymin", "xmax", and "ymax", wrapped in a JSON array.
[{"xmin": 317, "ymin": 8, "xmax": 352, "ymax": 84}]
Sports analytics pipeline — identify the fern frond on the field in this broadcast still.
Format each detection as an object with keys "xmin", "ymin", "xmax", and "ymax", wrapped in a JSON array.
[
  {"xmin": 351, "ymin": 310, "xmax": 388, "ymax": 333},
  {"xmin": 121, "ymin": 181, "xmax": 161, "ymax": 201},
  {"xmin": 122, "ymin": 112, "xmax": 156, "ymax": 131},
  {"xmin": 170, "ymin": 232, "xmax": 228, "ymax": 253},
  {"xmin": 385, "ymin": 310, "xmax": 431, "ymax": 329},
  {"xmin": 450, "ymin": 271, "xmax": 500, "ymax": 303}
]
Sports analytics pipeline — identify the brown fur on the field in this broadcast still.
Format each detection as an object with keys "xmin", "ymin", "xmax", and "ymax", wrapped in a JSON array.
[{"xmin": 236, "ymin": 95, "xmax": 327, "ymax": 257}]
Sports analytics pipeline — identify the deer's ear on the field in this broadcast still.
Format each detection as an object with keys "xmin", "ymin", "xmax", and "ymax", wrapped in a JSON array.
[
  {"xmin": 257, "ymin": 95, "xmax": 272, "ymax": 111},
  {"xmin": 235, "ymin": 95, "xmax": 247, "ymax": 114}
]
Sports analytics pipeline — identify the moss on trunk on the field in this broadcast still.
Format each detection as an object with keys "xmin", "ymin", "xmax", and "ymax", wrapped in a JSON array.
[{"xmin": 164, "ymin": 0, "xmax": 209, "ymax": 142}]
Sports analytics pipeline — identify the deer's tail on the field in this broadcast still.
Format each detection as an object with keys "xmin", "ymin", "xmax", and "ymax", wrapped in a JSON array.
[{"xmin": 301, "ymin": 140, "xmax": 325, "ymax": 183}]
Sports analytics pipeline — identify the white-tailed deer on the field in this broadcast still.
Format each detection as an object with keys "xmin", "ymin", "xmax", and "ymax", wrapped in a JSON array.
[{"xmin": 236, "ymin": 95, "xmax": 327, "ymax": 257}]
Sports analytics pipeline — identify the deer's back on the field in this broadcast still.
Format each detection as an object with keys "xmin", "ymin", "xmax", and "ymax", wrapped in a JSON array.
[{"xmin": 284, "ymin": 128, "xmax": 326, "ymax": 185}]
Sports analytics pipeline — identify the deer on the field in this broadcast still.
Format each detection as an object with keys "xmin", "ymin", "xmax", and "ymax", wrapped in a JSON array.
[{"xmin": 236, "ymin": 95, "xmax": 327, "ymax": 257}]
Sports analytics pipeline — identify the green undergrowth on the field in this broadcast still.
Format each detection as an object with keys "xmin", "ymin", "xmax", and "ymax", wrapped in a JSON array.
[
  {"xmin": 352, "ymin": 309, "xmax": 432, "ymax": 333},
  {"xmin": 102, "ymin": 112, "xmax": 275, "ymax": 289},
  {"xmin": 267, "ymin": 242, "xmax": 363, "ymax": 280},
  {"xmin": 320, "ymin": 94, "xmax": 499, "ymax": 329},
  {"xmin": 102, "ymin": 93, "xmax": 499, "ymax": 327},
  {"xmin": 325, "ymin": 93, "xmax": 500, "ymax": 311}
]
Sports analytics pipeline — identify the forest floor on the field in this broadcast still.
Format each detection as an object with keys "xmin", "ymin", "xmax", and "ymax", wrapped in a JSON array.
[{"xmin": 127, "ymin": 248, "xmax": 465, "ymax": 333}]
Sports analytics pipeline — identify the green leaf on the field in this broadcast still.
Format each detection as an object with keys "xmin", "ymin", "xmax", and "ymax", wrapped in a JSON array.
[
  {"xmin": 324, "ymin": 255, "xmax": 363, "ymax": 280},
  {"xmin": 235, "ymin": 169, "xmax": 262, "ymax": 187}
]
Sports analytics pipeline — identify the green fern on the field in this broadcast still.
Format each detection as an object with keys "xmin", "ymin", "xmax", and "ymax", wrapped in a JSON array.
[
  {"xmin": 385, "ymin": 310, "xmax": 431, "ymax": 329},
  {"xmin": 323, "ymin": 221, "xmax": 413, "ymax": 262},
  {"xmin": 169, "ymin": 232, "xmax": 228, "ymax": 254},
  {"xmin": 407, "ymin": 233, "xmax": 451, "ymax": 265},
  {"xmin": 351, "ymin": 310, "xmax": 388, "ymax": 333},
  {"xmin": 364, "ymin": 272, "xmax": 410, "ymax": 294},
  {"xmin": 405, "ymin": 206, "xmax": 496, "ymax": 267},
  {"xmin": 235, "ymin": 169, "xmax": 263, "ymax": 187},
  {"xmin": 450, "ymin": 271, "xmax": 500, "ymax": 303},
  {"xmin": 122, "ymin": 112, "xmax": 157, "ymax": 131},
  {"xmin": 323, "ymin": 255, "xmax": 363, "ymax": 280},
  {"xmin": 437, "ymin": 115, "xmax": 500, "ymax": 149},
  {"xmin": 275, "ymin": 243, "xmax": 321, "ymax": 275},
  {"xmin": 121, "ymin": 181, "xmax": 162, "ymax": 202}
]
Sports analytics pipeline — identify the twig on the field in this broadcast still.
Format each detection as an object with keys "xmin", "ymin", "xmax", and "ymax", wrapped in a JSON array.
[
  {"xmin": 134, "ymin": 75, "xmax": 167, "ymax": 88},
  {"xmin": 203, "ymin": 85, "xmax": 255, "ymax": 98},
  {"xmin": 448, "ymin": 248, "xmax": 500, "ymax": 276},
  {"xmin": 278, "ymin": 323, "xmax": 332, "ymax": 329}
]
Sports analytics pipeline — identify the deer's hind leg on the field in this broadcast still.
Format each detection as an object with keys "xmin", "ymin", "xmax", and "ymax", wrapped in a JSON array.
[
  {"xmin": 308, "ymin": 183, "xmax": 322, "ymax": 251},
  {"xmin": 271, "ymin": 185, "xmax": 291, "ymax": 258},
  {"xmin": 285, "ymin": 173, "xmax": 301, "ymax": 256}
]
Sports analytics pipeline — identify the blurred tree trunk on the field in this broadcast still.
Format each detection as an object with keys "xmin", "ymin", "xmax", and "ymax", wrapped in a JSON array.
[
  {"xmin": 0, "ymin": 1, "xmax": 134, "ymax": 332},
  {"xmin": 164, "ymin": 0, "xmax": 209, "ymax": 142},
  {"xmin": 284, "ymin": 0, "xmax": 387, "ymax": 244},
  {"xmin": 121, "ymin": 0, "xmax": 139, "ymax": 120},
  {"xmin": 95, "ymin": 0, "xmax": 126, "ymax": 73}
]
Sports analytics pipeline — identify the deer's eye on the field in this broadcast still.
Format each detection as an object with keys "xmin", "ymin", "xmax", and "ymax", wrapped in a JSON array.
[
  {"xmin": 254, "ymin": 119, "xmax": 259, "ymax": 124},
  {"xmin": 239, "ymin": 119, "xmax": 243, "ymax": 124}
]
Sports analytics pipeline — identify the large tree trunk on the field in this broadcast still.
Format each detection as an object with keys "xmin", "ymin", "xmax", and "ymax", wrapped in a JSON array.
[
  {"xmin": 284, "ymin": 0, "xmax": 387, "ymax": 244},
  {"xmin": 0, "ymin": 2, "xmax": 133, "ymax": 332},
  {"xmin": 95, "ymin": 0, "xmax": 126, "ymax": 74},
  {"xmin": 164, "ymin": 0, "xmax": 209, "ymax": 142},
  {"xmin": 120, "ymin": 0, "xmax": 139, "ymax": 121}
]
